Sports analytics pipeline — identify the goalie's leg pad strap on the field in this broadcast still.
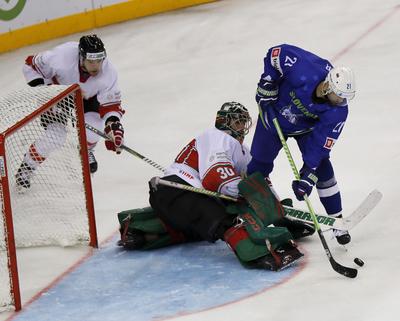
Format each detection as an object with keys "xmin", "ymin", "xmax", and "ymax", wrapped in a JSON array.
[
  {"xmin": 242, "ymin": 211, "xmax": 293, "ymax": 248},
  {"xmin": 236, "ymin": 206, "xmax": 294, "ymax": 248},
  {"xmin": 238, "ymin": 172, "xmax": 285, "ymax": 226},
  {"xmin": 263, "ymin": 226, "xmax": 293, "ymax": 248}
]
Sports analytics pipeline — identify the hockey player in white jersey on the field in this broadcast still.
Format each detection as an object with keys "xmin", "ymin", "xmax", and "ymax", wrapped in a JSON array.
[
  {"xmin": 162, "ymin": 105, "xmax": 251, "ymax": 197},
  {"xmin": 16, "ymin": 34, "xmax": 124, "ymax": 188},
  {"xmin": 118, "ymin": 102, "xmax": 308, "ymax": 271}
]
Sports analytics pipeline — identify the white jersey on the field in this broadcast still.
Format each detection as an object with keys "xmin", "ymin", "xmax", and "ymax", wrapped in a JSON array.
[
  {"xmin": 164, "ymin": 127, "xmax": 251, "ymax": 198},
  {"xmin": 23, "ymin": 41, "xmax": 123, "ymax": 120}
]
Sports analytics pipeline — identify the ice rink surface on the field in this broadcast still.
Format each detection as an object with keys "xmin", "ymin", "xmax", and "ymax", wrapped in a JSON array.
[{"xmin": 1, "ymin": 0, "xmax": 400, "ymax": 320}]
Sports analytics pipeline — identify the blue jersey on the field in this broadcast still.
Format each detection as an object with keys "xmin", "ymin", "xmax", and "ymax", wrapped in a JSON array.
[{"xmin": 257, "ymin": 44, "xmax": 348, "ymax": 169}]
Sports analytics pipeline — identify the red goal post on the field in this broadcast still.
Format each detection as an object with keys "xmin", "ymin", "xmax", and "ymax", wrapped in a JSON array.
[{"xmin": 0, "ymin": 84, "xmax": 97, "ymax": 311}]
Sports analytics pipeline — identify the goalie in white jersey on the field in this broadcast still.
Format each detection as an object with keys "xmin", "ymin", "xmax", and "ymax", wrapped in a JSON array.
[
  {"xmin": 118, "ymin": 102, "xmax": 306, "ymax": 271},
  {"xmin": 163, "ymin": 105, "xmax": 251, "ymax": 198},
  {"xmin": 16, "ymin": 35, "xmax": 124, "ymax": 188}
]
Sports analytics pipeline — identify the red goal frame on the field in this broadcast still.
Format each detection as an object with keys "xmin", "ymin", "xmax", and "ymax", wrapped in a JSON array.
[{"xmin": 0, "ymin": 84, "xmax": 97, "ymax": 311}]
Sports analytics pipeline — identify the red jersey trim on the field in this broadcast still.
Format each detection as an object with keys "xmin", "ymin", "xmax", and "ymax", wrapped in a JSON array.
[
  {"xmin": 175, "ymin": 139, "xmax": 199, "ymax": 171},
  {"xmin": 202, "ymin": 162, "xmax": 240, "ymax": 192},
  {"xmin": 25, "ymin": 55, "xmax": 46, "ymax": 78},
  {"xmin": 99, "ymin": 103, "xmax": 125, "ymax": 118}
]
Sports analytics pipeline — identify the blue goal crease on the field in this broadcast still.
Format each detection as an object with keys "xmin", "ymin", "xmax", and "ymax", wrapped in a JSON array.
[{"xmin": 13, "ymin": 237, "xmax": 302, "ymax": 321}]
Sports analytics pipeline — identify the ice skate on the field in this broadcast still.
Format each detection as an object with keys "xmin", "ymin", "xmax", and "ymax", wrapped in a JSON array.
[{"xmin": 333, "ymin": 229, "xmax": 351, "ymax": 245}]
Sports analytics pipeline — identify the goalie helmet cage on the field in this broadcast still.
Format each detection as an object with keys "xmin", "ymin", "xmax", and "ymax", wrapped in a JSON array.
[{"xmin": 0, "ymin": 84, "xmax": 97, "ymax": 312}]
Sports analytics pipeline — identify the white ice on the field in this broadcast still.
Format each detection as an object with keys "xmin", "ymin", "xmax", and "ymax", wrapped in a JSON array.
[{"xmin": 0, "ymin": 0, "xmax": 400, "ymax": 320}]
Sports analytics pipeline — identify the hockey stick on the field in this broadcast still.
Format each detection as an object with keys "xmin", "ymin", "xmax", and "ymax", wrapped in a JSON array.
[
  {"xmin": 83, "ymin": 122, "xmax": 166, "ymax": 172},
  {"xmin": 272, "ymin": 117, "xmax": 358, "ymax": 278},
  {"xmin": 340, "ymin": 189, "xmax": 382, "ymax": 230},
  {"xmin": 284, "ymin": 189, "xmax": 381, "ymax": 231},
  {"xmin": 152, "ymin": 176, "xmax": 380, "ymax": 232},
  {"xmin": 150, "ymin": 177, "xmax": 238, "ymax": 202}
]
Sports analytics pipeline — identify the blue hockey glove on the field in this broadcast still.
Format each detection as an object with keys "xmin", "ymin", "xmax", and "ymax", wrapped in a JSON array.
[
  {"xmin": 292, "ymin": 165, "xmax": 318, "ymax": 201},
  {"xmin": 255, "ymin": 78, "xmax": 279, "ymax": 106}
]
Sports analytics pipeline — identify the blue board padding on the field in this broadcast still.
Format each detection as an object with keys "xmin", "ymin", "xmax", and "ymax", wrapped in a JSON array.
[{"xmin": 14, "ymin": 238, "xmax": 301, "ymax": 321}]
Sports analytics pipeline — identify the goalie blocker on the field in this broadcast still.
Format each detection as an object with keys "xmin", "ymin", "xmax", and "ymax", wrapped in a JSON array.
[{"xmin": 117, "ymin": 172, "xmax": 313, "ymax": 271}]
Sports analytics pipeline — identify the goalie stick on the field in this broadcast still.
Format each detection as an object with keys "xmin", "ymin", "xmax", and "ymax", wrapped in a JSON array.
[
  {"xmin": 85, "ymin": 116, "xmax": 375, "ymax": 278},
  {"xmin": 151, "ymin": 177, "xmax": 381, "ymax": 232}
]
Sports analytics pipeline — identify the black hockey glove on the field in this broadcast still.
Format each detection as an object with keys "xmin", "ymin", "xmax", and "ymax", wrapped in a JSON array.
[
  {"xmin": 291, "ymin": 165, "xmax": 318, "ymax": 201},
  {"xmin": 27, "ymin": 78, "xmax": 45, "ymax": 87}
]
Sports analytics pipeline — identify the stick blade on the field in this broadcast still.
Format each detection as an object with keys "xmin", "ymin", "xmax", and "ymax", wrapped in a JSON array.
[
  {"xmin": 344, "ymin": 189, "xmax": 383, "ymax": 230},
  {"xmin": 330, "ymin": 259, "xmax": 358, "ymax": 278}
]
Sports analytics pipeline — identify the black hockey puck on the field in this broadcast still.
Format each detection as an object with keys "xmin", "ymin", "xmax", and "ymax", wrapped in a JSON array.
[{"xmin": 354, "ymin": 258, "xmax": 364, "ymax": 267}]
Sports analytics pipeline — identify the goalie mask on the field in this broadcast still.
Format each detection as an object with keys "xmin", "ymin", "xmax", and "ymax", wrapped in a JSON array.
[{"xmin": 215, "ymin": 102, "xmax": 252, "ymax": 141}]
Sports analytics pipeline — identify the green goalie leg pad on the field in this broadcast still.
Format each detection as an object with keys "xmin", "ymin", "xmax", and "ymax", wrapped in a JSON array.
[
  {"xmin": 118, "ymin": 207, "xmax": 186, "ymax": 250},
  {"xmin": 224, "ymin": 224, "xmax": 293, "ymax": 264},
  {"xmin": 225, "ymin": 205, "xmax": 294, "ymax": 264},
  {"xmin": 240, "ymin": 207, "xmax": 294, "ymax": 248},
  {"xmin": 224, "ymin": 225, "xmax": 269, "ymax": 262},
  {"xmin": 141, "ymin": 234, "xmax": 182, "ymax": 250},
  {"xmin": 263, "ymin": 226, "xmax": 293, "ymax": 249},
  {"xmin": 118, "ymin": 207, "xmax": 167, "ymax": 234},
  {"xmin": 238, "ymin": 172, "xmax": 285, "ymax": 226}
]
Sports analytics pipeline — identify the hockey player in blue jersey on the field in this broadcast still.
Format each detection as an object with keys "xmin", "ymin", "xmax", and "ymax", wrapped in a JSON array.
[{"xmin": 247, "ymin": 44, "xmax": 356, "ymax": 245}]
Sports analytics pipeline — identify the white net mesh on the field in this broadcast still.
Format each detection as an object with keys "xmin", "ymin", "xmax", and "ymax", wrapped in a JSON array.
[{"xmin": 0, "ymin": 85, "xmax": 93, "ymax": 311}]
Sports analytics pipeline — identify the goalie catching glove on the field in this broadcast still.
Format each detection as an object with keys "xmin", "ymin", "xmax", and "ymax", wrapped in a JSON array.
[{"xmin": 104, "ymin": 116, "xmax": 124, "ymax": 154}]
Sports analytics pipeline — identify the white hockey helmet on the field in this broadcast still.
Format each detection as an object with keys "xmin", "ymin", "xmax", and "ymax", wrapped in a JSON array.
[{"xmin": 325, "ymin": 66, "xmax": 356, "ymax": 100}]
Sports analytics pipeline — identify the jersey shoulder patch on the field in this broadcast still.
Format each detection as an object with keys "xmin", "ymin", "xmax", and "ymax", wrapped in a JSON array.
[
  {"xmin": 323, "ymin": 137, "xmax": 336, "ymax": 150},
  {"xmin": 270, "ymin": 47, "xmax": 283, "ymax": 74}
]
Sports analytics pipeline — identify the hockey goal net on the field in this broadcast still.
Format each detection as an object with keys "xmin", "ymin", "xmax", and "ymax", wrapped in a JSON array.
[{"xmin": 0, "ymin": 84, "xmax": 97, "ymax": 311}]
